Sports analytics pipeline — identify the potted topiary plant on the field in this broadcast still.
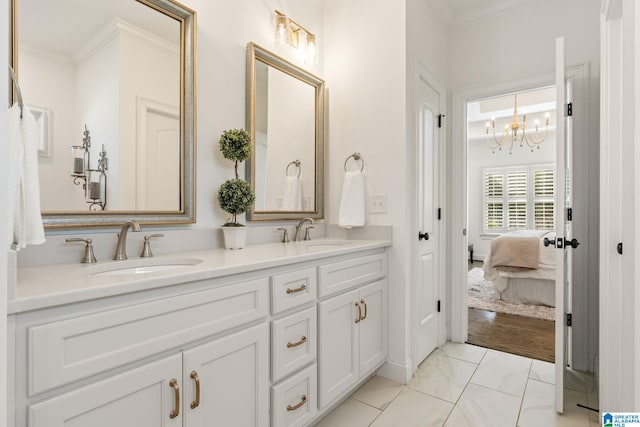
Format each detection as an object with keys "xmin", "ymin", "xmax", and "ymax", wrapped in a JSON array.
[{"xmin": 217, "ymin": 128, "xmax": 255, "ymax": 249}]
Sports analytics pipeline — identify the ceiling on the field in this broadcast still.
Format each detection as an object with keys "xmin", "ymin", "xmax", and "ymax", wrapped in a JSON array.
[{"xmin": 467, "ymin": 86, "xmax": 556, "ymax": 141}]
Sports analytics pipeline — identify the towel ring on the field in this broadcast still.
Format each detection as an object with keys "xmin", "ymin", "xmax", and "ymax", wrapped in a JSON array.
[
  {"xmin": 286, "ymin": 160, "xmax": 301, "ymax": 178},
  {"xmin": 344, "ymin": 152, "xmax": 364, "ymax": 172},
  {"xmin": 9, "ymin": 66, "xmax": 24, "ymax": 119}
]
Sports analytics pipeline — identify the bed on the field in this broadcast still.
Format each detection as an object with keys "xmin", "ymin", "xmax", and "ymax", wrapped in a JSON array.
[{"xmin": 483, "ymin": 230, "xmax": 556, "ymax": 307}]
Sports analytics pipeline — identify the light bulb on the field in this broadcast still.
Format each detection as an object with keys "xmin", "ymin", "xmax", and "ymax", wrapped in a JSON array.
[{"xmin": 305, "ymin": 33, "xmax": 316, "ymax": 64}]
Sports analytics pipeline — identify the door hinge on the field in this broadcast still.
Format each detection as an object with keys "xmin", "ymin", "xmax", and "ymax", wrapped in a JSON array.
[
  {"xmin": 438, "ymin": 114, "xmax": 444, "ymax": 128},
  {"xmin": 437, "ymin": 208, "xmax": 441, "ymax": 220},
  {"xmin": 567, "ymin": 208, "xmax": 572, "ymax": 221},
  {"xmin": 565, "ymin": 102, "xmax": 573, "ymax": 117},
  {"xmin": 437, "ymin": 300, "xmax": 441, "ymax": 313},
  {"xmin": 566, "ymin": 313, "xmax": 572, "ymax": 327}
]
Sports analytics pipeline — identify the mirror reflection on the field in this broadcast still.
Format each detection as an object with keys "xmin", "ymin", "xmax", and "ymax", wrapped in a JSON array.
[
  {"xmin": 246, "ymin": 43, "xmax": 325, "ymax": 221},
  {"xmin": 17, "ymin": 0, "xmax": 183, "ymax": 213},
  {"xmin": 253, "ymin": 59, "xmax": 315, "ymax": 211}
]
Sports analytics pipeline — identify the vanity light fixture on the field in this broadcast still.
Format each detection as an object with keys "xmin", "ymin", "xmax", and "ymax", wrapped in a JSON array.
[
  {"xmin": 274, "ymin": 10, "xmax": 317, "ymax": 64},
  {"xmin": 485, "ymin": 94, "xmax": 550, "ymax": 154},
  {"xmin": 70, "ymin": 125, "xmax": 108, "ymax": 211}
]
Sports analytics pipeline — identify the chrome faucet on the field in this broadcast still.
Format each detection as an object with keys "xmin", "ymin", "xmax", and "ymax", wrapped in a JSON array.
[
  {"xmin": 293, "ymin": 218, "xmax": 314, "ymax": 241},
  {"xmin": 113, "ymin": 220, "xmax": 141, "ymax": 260}
]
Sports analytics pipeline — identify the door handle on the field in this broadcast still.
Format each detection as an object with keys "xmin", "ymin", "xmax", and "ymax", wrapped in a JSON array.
[
  {"xmin": 355, "ymin": 302, "xmax": 362, "ymax": 323},
  {"xmin": 565, "ymin": 238, "xmax": 580, "ymax": 249},
  {"xmin": 544, "ymin": 237, "xmax": 579, "ymax": 249},
  {"xmin": 360, "ymin": 299, "xmax": 368, "ymax": 321},
  {"xmin": 418, "ymin": 231, "xmax": 429, "ymax": 241}
]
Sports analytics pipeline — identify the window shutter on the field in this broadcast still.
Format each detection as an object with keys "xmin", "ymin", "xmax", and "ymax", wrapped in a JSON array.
[
  {"xmin": 485, "ymin": 202, "xmax": 503, "ymax": 230},
  {"xmin": 533, "ymin": 168, "xmax": 555, "ymax": 230},
  {"xmin": 507, "ymin": 170, "xmax": 527, "ymax": 197},
  {"xmin": 485, "ymin": 173, "xmax": 503, "ymax": 198},
  {"xmin": 508, "ymin": 202, "xmax": 527, "ymax": 230}
]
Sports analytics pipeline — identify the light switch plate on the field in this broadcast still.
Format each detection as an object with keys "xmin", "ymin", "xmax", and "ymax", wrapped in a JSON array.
[{"xmin": 369, "ymin": 194, "xmax": 387, "ymax": 214}]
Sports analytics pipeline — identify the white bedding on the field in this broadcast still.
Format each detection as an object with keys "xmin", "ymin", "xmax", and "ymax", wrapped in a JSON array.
[{"xmin": 483, "ymin": 230, "xmax": 556, "ymax": 293}]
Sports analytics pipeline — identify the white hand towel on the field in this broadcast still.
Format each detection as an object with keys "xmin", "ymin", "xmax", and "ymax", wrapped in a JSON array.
[
  {"xmin": 338, "ymin": 170, "xmax": 365, "ymax": 229},
  {"xmin": 282, "ymin": 176, "xmax": 303, "ymax": 211},
  {"xmin": 7, "ymin": 104, "xmax": 45, "ymax": 249}
]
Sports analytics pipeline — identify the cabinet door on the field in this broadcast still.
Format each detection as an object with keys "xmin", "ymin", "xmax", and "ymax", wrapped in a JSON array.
[
  {"xmin": 28, "ymin": 354, "xmax": 183, "ymax": 427},
  {"xmin": 358, "ymin": 280, "xmax": 386, "ymax": 375},
  {"xmin": 318, "ymin": 289, "xmax": 359, "ymax": 409},
  {"xmin": 182, "ymin": 323, "xmax": 269, "ymax": 427}
]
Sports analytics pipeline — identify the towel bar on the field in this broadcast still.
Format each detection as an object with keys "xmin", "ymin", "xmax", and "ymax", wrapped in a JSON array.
[{"xmin": 344, "ymin": 152, "xmax": 364, "ymax": 172}]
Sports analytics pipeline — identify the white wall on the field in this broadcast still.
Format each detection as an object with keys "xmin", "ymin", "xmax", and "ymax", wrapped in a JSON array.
[
  {"xmin": 19, "ymin": 46, "xmax": 80, "ymax": 210},
  {"xmin": 450, "ymin": 0, "xmax": 601, "ymax": 372},
  {"xmin": 324, "ymin": 0, "xmax": 408, "ymax": 380},
  {"xmin": 467, "ymin": 133, "xmax": 556, "ymax": 260}
]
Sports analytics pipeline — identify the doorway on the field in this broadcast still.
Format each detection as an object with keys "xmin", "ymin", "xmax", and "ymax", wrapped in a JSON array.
[{"xmin": 464, "ymin": 87, "xmax": 557, "ymax": 363}]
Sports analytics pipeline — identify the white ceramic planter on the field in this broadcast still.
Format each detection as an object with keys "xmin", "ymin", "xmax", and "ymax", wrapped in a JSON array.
[{"xmin": 222, "ymin": 226, "xmax": 248, "ymax": 249}]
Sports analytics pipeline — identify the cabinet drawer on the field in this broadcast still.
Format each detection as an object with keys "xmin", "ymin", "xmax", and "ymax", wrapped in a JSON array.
[
  {"xmin": 271, "ymin": 307, "xmax": 317, "ymax": 382},
  {"xmin": 272, "ymin": 364, "xmax": 317, "ymax": 427},
  {"xmin": 28, "ymin": 278, "xmax": 268, "ymax": 396},
  {"xmin": 318, "ymin": 253, "xmax": 386, "ymax": 297},
  {"xmin": 271, "ymin": 267, "xmax": 316, "ymax": 314}
]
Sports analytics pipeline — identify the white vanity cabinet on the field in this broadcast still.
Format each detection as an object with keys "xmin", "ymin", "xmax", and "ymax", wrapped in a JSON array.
[
  {"xmin": 9, "ymin": 241, "xmax": 390, "ymax": 427},
  {"xmin": 318, "ymin": 280, "xmax": 386, "ymax": 408},
  {"xmin": 27, "ymin": 324, "xmax": 268, "ymax": 427}
]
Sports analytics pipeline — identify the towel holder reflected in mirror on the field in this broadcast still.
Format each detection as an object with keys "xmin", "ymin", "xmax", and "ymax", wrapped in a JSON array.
[{"xmin": 344, "ymin": 152, "xmax": 365, "ymax": 172}]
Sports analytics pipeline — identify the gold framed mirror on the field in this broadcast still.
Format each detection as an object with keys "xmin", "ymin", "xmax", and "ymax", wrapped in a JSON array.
[
  {"xmin": 246, "ymin": 42, "xmax": 325, "ymax": 221},
  {"xmin": 10, "ymin": 0, "xmax": 196, "ymax": 227}
]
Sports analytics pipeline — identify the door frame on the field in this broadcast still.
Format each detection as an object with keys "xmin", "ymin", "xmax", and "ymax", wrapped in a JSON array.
[
  {"xmin": 450, "ymin": 65, "xmax": 590, "ymax": 372},
  {"xmin": 410, "ymin": 59, "xmax": 446, "ymax": 373}
]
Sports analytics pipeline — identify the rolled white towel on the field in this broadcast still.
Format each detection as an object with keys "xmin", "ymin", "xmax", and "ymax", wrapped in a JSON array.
[
  {"xmin": 338, "ymin": 170, "xmax": 365, "ymax": 229},
  {"xmin": 7, "ymin": 104, "xmax": 45, "ymax": 249}
]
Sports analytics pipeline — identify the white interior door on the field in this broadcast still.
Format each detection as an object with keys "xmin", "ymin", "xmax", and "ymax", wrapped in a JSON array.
[
  {"xmin": 415, "ymin": 73, "xmax": 440, "ymax": 365},
  {"xmin": 554, "ymin": 36, "xmax": 575, "ymax": 414},
  {"xmin": 136, "ymin": 99, "xmax": 180, "ymax": 210}
]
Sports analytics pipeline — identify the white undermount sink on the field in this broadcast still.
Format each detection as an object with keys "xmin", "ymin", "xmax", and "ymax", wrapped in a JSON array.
[{"xmin": 86, "ymin": 258, "xmax": 203, "ymax": 276}]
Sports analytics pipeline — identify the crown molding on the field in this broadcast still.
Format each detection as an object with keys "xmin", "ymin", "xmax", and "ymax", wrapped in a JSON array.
[
  {"xmin": 74, "ymin": 18, "xmax": 179, "ymax": 66},
  {"xmin": 19, "ymin": 41, "xmax": 73, "ymax": 68},
  {"xmin": 452, "ymin": 0, "xmax": 547, "ymax": 29}
]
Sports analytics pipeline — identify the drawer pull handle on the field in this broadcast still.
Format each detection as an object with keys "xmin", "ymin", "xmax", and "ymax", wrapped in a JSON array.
[
  {"xmin": 355, "ymin": 302, "xmax": 362, "ymax": 323},
  {"xmin": 169, "ymin": 378, "xmax": 180, "ymax": 419},
  {"xmin": 360, "ymin": 299, "xmax": 368, "ymax": 321},
  {"xmin": 287, "ymin": 394, "xmax": 308, "ymax": 411},
  {"xmin": 190, "ymin": 371, "xmax": 200, "ymax": 409},
  {"xmin": 287, "ymin": 336, "xmax": 307, "ymax": 348},
  {"xmin": 286, "ymin": 284, "xmax": 307, "ymax": 294}
]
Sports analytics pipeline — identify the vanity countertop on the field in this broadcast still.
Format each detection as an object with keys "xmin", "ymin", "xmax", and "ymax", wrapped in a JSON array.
[{"xmin": 11, "ymin": 239, "xmax": 390, "ymax": 314}]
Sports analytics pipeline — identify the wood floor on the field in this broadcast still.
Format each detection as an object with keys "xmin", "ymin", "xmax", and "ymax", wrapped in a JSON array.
[{"xmin": 467, "ymin": 307, "xmax": 555, "ymax": 363}]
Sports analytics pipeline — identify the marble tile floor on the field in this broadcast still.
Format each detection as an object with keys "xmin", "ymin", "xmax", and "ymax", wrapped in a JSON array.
[{"xmin": 314, "ymin": 342, "xmax": 599, "ymax": 427}]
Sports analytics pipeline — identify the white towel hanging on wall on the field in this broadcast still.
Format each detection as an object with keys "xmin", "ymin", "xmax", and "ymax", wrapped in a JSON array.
[
  {"xmin": 338, "ymin": 170, "xmax": 366, "ymax": 229},
  {"xmin": 7, "ymin": 103, "xmax": 45, "ymax": 249}
]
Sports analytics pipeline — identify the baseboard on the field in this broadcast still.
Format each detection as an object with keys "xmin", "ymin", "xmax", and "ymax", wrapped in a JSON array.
[{"xmin": 376, "ymin": 359, "xmax": 413, "ymax": 384}]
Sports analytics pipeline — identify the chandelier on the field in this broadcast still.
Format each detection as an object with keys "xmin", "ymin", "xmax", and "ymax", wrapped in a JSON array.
[{"xmin": 485, "ymin": 94, "xmax": 550, "ymax": 154}]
